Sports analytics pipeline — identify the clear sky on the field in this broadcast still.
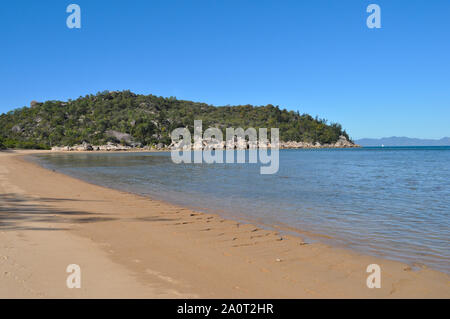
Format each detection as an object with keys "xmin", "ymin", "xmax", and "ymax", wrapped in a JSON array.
[{"xmin": 0, "ymin": 0, "xmax": 449, "ymax": 139}]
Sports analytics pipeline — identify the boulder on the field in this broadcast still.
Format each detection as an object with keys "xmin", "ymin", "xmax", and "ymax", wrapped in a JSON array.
[
  {"xmin": 156, "ymin": 143, "xmax": 165, "ymax": 150},
  {"xmin": 203, "ymin": 137, "xmax": 224, "ymax": 150},
  {"xmin": 11, "ymin": 125, "xmax": 21, "ymax": 133},
  {"xmin": 105, "ymin": 130, "xmax": 133, "ymax": 144},
  {"xmin": 30, "ymin": 100, "xmax": 41, "ymax": 108},
  {"xmin": 334, "ymin": 135, "xmax": 355, "ymax": 147},
  {"xmin": 82, "ymin": 141, "xmax": 93, "ymax": 151}
]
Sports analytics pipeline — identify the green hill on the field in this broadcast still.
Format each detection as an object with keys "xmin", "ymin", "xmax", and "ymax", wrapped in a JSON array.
[{"xmin": 0, "ymin": 90, "xmax": 351, "ymax": 149}]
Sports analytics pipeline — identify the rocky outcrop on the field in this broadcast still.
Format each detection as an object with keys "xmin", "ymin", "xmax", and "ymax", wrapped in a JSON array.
[
  {"xmin": 11, "ymin": 125, "xmax": 21, "ymax": 133},
  {"xmin": 281, "ymin": 136, "xmax": 359, "ymax": 149},
  {"xmin": 51, "ymin": 136, "xmax": 358, "ymax": 152},
  {"xmin": 51, "ymin": 141, "xmax": 169, "ymax": 152},
  {"xmin": 334, "ymin": 135, "xmax": 356, "ymax": 147},
  {"xmin": 105, "ymin": 130, "xmax": 133, "ymax": 144},
  {"xmin": 169, "ymin": 135, "xmax": 359, "ymax": 151},
  {"xmin": 50, "ymin": 146, "xmax": 71, "ymax": 151},
  {"xmin": 52, "ymin": 142, "xmax": 130, "ymax": 152},
  {"xmin": 30, "ymin": 100, "xmax": 42, "ymax": 108}
]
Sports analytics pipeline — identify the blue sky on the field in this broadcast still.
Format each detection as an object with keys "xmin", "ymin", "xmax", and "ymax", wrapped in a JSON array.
[{"xmin": 0, "ymin": 0, "xmax": 449, "ymax": 139}]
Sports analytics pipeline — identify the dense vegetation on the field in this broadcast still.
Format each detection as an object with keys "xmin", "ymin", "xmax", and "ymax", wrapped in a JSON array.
[{"xmin": 0, "ymin": 90, "xmax": 350, "ymax": 149}]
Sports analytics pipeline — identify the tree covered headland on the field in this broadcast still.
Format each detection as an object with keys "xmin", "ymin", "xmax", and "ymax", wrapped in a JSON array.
[{"xmin": 0, "ymin": 90, "xmax": 351, "ymax": 149}]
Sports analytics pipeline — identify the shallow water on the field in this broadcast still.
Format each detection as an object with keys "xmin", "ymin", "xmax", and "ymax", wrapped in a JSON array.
[{"xmin": 34, "ymin": 147, "xmax": 450, "ymax": 273}]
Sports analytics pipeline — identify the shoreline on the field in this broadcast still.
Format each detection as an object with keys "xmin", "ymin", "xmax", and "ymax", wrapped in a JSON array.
[
  {"xmin": 1, "ymin": 150, "xmax": 449, "ymax": 298},
  {"xmin": 33, "ymin": 149, "xmax": 448, "ymax": 274},
  {"xmin": 48, "ymin": 144, "xmax": 361, "ymax": 152}
]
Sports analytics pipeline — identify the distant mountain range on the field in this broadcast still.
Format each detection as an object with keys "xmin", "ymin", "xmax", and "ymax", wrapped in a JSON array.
[{"xmin": 355, "ymin": 137, "xmax": 450, "ymax": 147}]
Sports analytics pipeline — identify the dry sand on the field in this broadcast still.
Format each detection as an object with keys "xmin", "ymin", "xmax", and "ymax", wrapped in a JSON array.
[{"xmin": 0, "ymin": 150, "xmax": 449, "ymax": 298}]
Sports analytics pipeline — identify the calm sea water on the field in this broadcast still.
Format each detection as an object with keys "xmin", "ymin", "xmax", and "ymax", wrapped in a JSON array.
[{"xmin": 34, "ymin": 147, "xmax": 450, "ymax": 273}]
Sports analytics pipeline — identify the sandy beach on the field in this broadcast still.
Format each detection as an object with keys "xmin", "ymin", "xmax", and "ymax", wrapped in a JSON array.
[{"xmin": 0, "ymin": 150, "xmax": 449, "ymax": 298}]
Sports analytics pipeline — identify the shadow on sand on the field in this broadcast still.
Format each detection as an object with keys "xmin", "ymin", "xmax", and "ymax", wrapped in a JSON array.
[
  {"xmin": 0, "ymin": 193, "xmax": 116, "ymax": 231},
  {"xmin": 0, "ymin": 193, "xmax": 176, "ymax": 231}
]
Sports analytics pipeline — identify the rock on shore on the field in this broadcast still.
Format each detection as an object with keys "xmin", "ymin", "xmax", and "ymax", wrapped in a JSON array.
[
  {"xmin": 52, "ymin": 136, "xmax": 359, "ymax": 152},
  {"xmin": 51, "ymin": 142, "xmax": 167, "ymax": 152},
  {"xmin": 280, "ymin": 135, "xmax": 359, "ymax": 149}
]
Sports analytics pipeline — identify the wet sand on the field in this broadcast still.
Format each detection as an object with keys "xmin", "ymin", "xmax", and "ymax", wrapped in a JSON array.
[{"xmin": 0, "ymin": 150, "xmax": 449, "ymax": 298}]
